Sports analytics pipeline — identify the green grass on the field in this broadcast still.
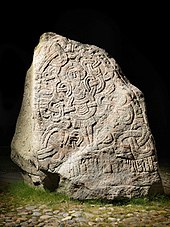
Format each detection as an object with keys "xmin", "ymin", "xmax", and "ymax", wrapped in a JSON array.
[
  {"xmin": 0, "ymin": 180, "xmax": 170, "ymax": 227},
  {"xmin": 1, "ymin": 180, "xmax": 74, "ymax": 208},
  {"xmin": 1, "ymin": 180, "xmax": 170, "ymax": 212}
]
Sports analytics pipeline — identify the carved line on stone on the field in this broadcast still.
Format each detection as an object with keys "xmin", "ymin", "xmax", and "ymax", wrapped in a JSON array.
[{"xmin": 63, "ymin": 155, "xmax": 158, "ymax": 179}]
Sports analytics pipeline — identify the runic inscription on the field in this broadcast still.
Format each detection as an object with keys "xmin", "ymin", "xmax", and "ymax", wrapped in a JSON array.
[{"xmin": 11, "ymin": 32, "xmax": 163, "ymax": 200}]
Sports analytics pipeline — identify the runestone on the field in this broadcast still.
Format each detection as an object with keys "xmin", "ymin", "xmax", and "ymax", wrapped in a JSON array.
[{"xmin": 11, "ymin": 32, "xmax": 163, "ymax": 200}]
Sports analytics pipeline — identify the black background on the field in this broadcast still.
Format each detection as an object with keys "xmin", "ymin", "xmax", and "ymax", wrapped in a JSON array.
[{"xmin": 0, "ymin": 2, "xmax": 169, "ymax": 160}]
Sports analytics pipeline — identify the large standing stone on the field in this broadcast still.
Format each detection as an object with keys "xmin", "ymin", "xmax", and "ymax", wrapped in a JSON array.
[{"xmin": 11, "ymin": 32, "xmax": 163, "ymax": 200}]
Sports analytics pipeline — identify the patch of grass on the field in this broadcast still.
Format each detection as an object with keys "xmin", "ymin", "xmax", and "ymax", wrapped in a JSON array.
[
  {"xmin": 83, "ymin": 194, "xmax": 170, "ymax": 207},
  {"xmin": 148, "ymin": 193, "xmax": 170, "ymax": 206},
  {"xmin": 1, "ymin": 180, "xmax": 170, "ymax": 213},
  {"xmin": 1, "ymin": 180, "xmax": 76, "ymax": 209}
]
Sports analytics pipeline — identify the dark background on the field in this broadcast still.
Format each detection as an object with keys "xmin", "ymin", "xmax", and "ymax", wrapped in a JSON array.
[{"xmin": 0, "ymin": 2, "xmax": 169, "ymax": 161}]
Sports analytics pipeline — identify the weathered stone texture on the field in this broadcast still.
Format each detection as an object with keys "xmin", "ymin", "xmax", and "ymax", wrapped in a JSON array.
[{"xmin": 11, "ymin": 32, "xmax": 163, "ymax": 200}]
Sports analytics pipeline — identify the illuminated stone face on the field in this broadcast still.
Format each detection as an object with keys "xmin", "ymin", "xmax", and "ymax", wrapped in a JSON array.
[{"xmin": 11, "ymin": 32, "xmax": 163, "ymax": 200}]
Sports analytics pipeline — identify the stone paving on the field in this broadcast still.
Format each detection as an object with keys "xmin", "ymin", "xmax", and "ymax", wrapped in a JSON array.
[{"xmin": 0, "ymin": 200, "xmax": 170, "ymax": 226}]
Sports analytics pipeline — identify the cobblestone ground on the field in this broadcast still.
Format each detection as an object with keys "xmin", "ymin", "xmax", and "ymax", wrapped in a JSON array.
[{"xmin": 0, "ymin": 200, "xmax": 170, "ymax": 227}]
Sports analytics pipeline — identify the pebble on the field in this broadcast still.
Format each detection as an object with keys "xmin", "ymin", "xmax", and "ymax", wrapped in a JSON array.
[{"xmin": 0, "ymin": 203, "xmax": 170, "ymax": 226}]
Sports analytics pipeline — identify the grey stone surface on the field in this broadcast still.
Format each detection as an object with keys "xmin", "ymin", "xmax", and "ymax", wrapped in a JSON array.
[{"xmin": 11, "ymin": 32, "xmax": 163, "ymax": 200}]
